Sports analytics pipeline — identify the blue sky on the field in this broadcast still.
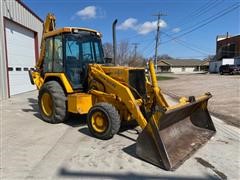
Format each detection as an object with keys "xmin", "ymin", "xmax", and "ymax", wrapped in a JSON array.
[{"xmin": 24, "ymin": 0, "xmax": 240, "ymax": 59}]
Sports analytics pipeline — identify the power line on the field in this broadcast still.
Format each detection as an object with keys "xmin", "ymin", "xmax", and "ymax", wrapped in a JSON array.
[
  {"xmin": 146, "ymin": 48, "xmax": 155, "ymax": 58},
  {"xmin": 188, "ymin": 0, "xmax": 219, "ymax": 18},
  {"xmin": 189, "ymin": 0, "xmax": 222, "ymax": 20},
  {"xmin": 140, "ymin": 38, "xmax": 155, "ymax": 53},
  {"xmin": 141, "ymin": 39, "xmax": 155, "ymax": 58},
  {"xmin": 146, "ymin": 41, "xmax": 157, "ymax": 58},
  {"xmin": 172, "ymin": 0, "xmax": 217, "ymax": 29},
  {"xmin": 161, "ymin": 3, "xmax": 240, "ymax": 44},
  {"xmin": 161, "ymin": 31, "xmax": 213, "ymax": 55},
  {"xmin": 172, "ymin": 0, "xmax": 223, "ymax": 33}
]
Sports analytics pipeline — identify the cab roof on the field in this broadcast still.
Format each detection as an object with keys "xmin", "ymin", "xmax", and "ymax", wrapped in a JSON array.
[{"xmin": 44, "ymin": 27, "xmax": 101, "ymax": 38}]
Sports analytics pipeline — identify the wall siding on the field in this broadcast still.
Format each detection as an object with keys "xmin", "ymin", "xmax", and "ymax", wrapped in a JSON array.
[
  {"xmin": 171, "ymin": 67, "xmax": 196, "ymax": 73},
  {"xmin": 0, "ymin": 0, "xmax": 43, "ymax": 100},
  {"xmin": 209, "ymin": 61, "xmax": 222, "ymax": 73},
  {"xmin": 0, "ymin": 0, "xmax": 7, "ymax": 100}
]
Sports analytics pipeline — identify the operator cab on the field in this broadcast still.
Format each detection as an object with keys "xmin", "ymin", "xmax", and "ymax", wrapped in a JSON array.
[{"xmin": 43, "ymin": 29, "xmax": 104, "ymax": 90}]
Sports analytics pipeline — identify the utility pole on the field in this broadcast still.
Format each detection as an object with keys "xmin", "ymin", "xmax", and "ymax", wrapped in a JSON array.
[
  {"xmin": 132, "ymin": 43, "xmax": 139, "ymax": 60},
  {"xmin": 153, "ymin": 13, "xmax": 166, "ymax": 71}
]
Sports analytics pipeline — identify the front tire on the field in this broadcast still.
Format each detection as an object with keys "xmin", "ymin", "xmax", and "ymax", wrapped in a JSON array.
[
  {"xmin": 38, "ymin": 81, "xmax": 68, "ymax": 123},
  {"xmin": 87, "ymin": 102, "xmax": 121, "ymax": 140}
]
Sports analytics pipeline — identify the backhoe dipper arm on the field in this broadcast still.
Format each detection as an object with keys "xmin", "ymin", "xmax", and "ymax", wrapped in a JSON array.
[
  {"xmin": 29, "ymin": 13, "xmax": 56, "ymax": 89},
  {"xmin": 36, "ymin": 13, "xmax": 56, "ymax": 69}
]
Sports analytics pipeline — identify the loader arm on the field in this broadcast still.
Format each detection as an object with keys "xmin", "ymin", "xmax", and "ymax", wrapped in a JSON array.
[
  {"xmin": 148, "ymin": 61, "xmax": 169, "ymax": 109},
  {"xmin": 89, "ymin": 64, "xmax": 148, "ymax": 129}
]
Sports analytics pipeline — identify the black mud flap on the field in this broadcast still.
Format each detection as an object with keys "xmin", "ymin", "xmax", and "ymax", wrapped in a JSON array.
[
  {"xmin": 28, "ymin": 70, "xmax": 34, "ymax": 85},
  {"xmin": 136, "ymin": 95, "xmax": 216, "ymax": 171}
]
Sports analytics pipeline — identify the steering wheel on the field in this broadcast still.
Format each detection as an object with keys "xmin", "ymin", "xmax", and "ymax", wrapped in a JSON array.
[{"xmin": 83, "ymin": 53, "xmax": 94, "ymax": 62}]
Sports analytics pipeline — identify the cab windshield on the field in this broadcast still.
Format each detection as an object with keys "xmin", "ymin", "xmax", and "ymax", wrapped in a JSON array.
[{"xmin": 65, "ymin": 34, "xmax": 104, "ymax": 64}]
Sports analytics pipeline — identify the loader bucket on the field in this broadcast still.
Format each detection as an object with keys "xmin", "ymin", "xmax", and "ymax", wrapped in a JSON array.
[{"xmin": 136, "ymin": 95, "xmax": 216, "ymax": 171}]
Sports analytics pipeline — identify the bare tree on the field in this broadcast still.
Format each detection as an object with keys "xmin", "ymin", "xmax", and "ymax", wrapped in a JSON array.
[
  {"xmin": 128, "ymin": 55, "xmax": 146, "ymax": 67},
  {"xmin": 203, "ymin": 55, "xmax": 216, "ymax": 61},
  {"xmin": 157, "ymin": 54, "xmax": 174, "ymax": 60},
  {"xmin": 117, "ymin": 40, "xmax": 131, "ymax": 65},
  {"xmin": 103, "ymin": 40, "xmax": 145, "ymax": 66},
  {"xmin": 103, "ymin": 42, "xmax": 113, "ymax": 58}
]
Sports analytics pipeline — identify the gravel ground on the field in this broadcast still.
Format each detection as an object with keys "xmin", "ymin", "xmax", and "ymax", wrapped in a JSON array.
[{"xmin": 158, "ymin": 73, "xmax": 240, "ymax": 128}]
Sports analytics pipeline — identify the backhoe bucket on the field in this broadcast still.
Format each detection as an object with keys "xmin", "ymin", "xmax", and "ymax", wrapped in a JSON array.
[{"xmin": 136, "ymin": 95, "xmax": 216, "ymax": 171}]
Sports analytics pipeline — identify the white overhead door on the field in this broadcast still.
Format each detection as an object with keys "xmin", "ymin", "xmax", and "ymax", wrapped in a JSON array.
[{"xmin": 5, "ymin": 20, "xmax": 36, "ymax": 96}]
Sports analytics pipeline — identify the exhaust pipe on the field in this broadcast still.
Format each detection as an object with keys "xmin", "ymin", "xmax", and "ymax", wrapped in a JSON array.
[{"xmin": 112, "ymin": 19, "xmax": 117, "ymax": 65}]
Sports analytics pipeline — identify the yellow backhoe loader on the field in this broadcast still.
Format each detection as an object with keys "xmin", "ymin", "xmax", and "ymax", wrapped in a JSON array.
[{"xmin": 29, "ymin": 13, "xmax": 216, "ymax": 170}]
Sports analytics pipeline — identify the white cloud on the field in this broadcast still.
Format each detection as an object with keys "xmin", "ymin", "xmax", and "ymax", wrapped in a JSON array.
[
  {"xmin": 117, "ymin": 18, "xmax": 138, "ymax": 30},
  {"xmin": 138, "ymin": 20, "xmax": 167, "ymax": 35},
  {"xmin": 172, "ymin": 27, "xmax": 181, "ymax": 33},
  {"xmin": 76, "ymin": 6, "xmax": 97, "ymax": 19},
  {"xmin": 117, "ymin": 18, "xmax": 167, "ymax": 35}
]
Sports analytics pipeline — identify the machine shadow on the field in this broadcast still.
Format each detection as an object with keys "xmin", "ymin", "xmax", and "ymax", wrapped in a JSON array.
[
  {"xmin": 78, "ymin": 127, "xmax": 93, "ymax": 138},
  {"xmin": 65, "ymin": 114, "xmax": 87, "ymax": 128},
  {"xmin": 121, "ymin": 143, "xmax": 138, "ymax": 159},
  {"xmin": 21, "ymin": 98, "xmax": 141, "ymax": 135},
  {"xmin": 22, "ymin": 98, "xmax": 42, "ymax": 119},
  {"xmin": 57, "ymin": 167, "xmax": 219, "ymax": 180},
  {"xmin": 21, "ymin": 97, "xmax": 87, "ymax": 127}
]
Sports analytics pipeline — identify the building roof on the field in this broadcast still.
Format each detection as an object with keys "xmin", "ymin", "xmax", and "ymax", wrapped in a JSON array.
[
  {"xmin": 200, "ymin": 59, "xmax": 210, "ymax": 66},
  {"xmin": 217, "ymin": 34, "xmax": 240, "ymax": 42},
  {"xmin": 158, "ymin": 61, "xmax": 170, "ymax": 66},
  {"xmin": 157, "ymin": 59, "xmax": 203, "ymax": 67}
]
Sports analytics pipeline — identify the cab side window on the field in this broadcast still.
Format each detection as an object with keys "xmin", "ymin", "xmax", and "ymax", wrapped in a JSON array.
[
  {"xmin": 43, "ymin": 38, "xmax": 53, "ymax": 73},
  {"xmin": 82, "ymin": 42, "xmax": 94, "ymax": 62},
  {"xmin": 94, "ymin": 41, "xmax": 103, "ymax": 63},
  {"xmin": 53, "ymin": 36, "xmax": 63, "ymax": 72}
]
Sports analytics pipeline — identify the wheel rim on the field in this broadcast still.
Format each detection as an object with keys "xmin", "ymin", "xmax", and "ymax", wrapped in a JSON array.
[
  {"xmin": 91, "ymin": 111, "xmax": 108, "ymax": 133},
  {"xmin": 41, "ymin": 92, "xmax": 53, "ymax": 117}
]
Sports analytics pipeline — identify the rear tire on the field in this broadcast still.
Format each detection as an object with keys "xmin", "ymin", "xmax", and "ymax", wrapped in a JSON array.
[
  {"xmin": 87, "ymin": 102, "xmax": 121, "ymax": 140},
  {"xmin": 38, "ymin": 81, "xmax": 68, "ymax": 123}
]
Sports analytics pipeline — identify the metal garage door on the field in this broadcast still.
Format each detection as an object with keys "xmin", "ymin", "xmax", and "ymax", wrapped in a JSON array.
[{"xmin": 5, "ymin": 20, "xmax": 36, "ymax": 96}]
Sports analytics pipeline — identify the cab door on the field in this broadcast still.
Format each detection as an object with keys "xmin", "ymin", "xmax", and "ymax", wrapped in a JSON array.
[{"xmin": 43, "ymin": 35, "xmax": 63, "ymax": 73}]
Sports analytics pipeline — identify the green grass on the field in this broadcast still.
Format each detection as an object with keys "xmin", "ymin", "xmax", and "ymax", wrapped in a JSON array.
[{"xmin": 156, "ymin": 75, "xmax": 177, "ymax": 81}]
